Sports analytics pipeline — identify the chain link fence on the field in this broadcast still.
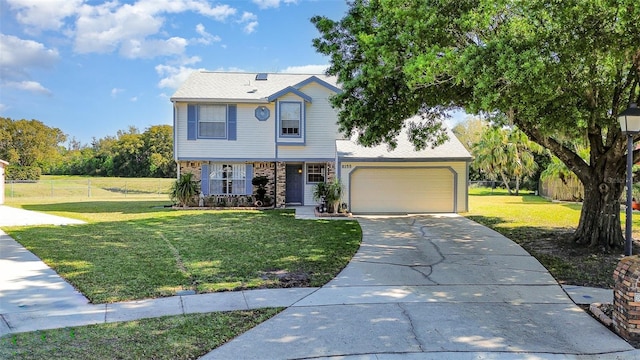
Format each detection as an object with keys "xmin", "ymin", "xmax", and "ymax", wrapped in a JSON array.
[{"xmin": 4, "ymin": 178, "xmax": 174, "ymax": 200}]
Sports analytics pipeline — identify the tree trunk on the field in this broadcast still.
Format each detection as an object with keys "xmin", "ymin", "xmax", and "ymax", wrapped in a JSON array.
[
  {"xmin": 515, "ymin": 176, "xmax": 520, "ymax": 196},
  {"xmin": 573, "ymin": 173, "xmax": 625, "ymax": 250},
  {"xmin": 501, "ymin": 173, "xmax": 512, "ymax": 194}
]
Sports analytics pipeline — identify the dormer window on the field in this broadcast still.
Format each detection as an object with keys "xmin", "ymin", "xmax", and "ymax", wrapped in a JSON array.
[{"xmin": 280, "ymin": 102, "xmax": 301, "ymax": 137}]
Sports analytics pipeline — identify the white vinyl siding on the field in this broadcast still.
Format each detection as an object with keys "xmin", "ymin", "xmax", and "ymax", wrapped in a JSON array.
[
  {"xmin": 210, "ymin": 163, "xmax": 247, "ymax": 195},
  {"xmin": 277, "ymin": 84, "xmax": 340, "ymax": 158},
  {"xmin": 175, "ymin": 103, "xmax": 275, "ymax": 159},
  {"xmin": 199, "ymin": 105, "xmax": 226, "ymax": 138}
]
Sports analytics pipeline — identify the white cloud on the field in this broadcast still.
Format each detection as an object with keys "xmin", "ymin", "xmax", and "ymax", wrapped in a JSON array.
[
  {"xmin": 5, "ymin": 80, "xmax": 52, "ymax": 95},
  {"xmin": 155, "ymin": 64, "xmax": 203, "ymax": 89},
  {"xmin": 281, "ymin": 64, "xmax": 328, "ymax": 74},
  {"xmin": 0, "ymin": 34, "xmax": 58, "ymax": 94},
  {"xmin": 120, "ymin": 37, "xmax": 188, "ymax": 58},
  {"xmin": 6, "ymin": 0, "xmax": 83, "ymax": 33},
  {"xmin": 244, "ymin": 21, "xmax": 259, "ymax": 34},
  {"xmin": 130, "ymin": 96, "xmax": 138, "ymax": 102},
  {"xmin": 194, "ymin": 24, "xmax": 221, "ymax": 45},
  {"xmin": 238, "ymin": 12, "xmax": 258, "ymax": 34},
  {"xmin": 240, "ymin": 12, "xmax": 258, "ymax": 23},
  {"xmin": 0, "ymin": 104, "xmax": 8, "ymax": 113},
  {"xmin": 69, "ymin": 0, "xmax": 237, "ymax": 58},
  {"xmin": 252, "ymin": 0, "xmax": 298, "ymax": 9},
  {"xmin": 111, "ymin": 88, "xmax": 124, "ymax": 97},
  {"xmin": 0, "ymin": 34, "xmax": 59, "ymax": 75}
]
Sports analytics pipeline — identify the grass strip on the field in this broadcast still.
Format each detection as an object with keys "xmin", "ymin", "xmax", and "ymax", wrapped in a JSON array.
[{"xmin": 0, "ymin": 308, "xmax": 281, "ymax": 360}]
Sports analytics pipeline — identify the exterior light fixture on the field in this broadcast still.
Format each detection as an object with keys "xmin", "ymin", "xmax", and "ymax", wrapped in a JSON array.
[{"xmin": 619, "ymin": 103, "xmax": 640, "ymax": 256}]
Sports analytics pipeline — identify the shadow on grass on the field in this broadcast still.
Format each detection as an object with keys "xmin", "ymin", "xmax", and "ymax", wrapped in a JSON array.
[
  {"xmin": 6, "ymin": 209, "xmax": 362, "ymax": 303},
  {"xmin": 466, "ymin": 214, "xmax": 623, "ymax": 288},
  {"xmin": 20, "ymin": 201, "xmax": 174, "ymax": 214}
]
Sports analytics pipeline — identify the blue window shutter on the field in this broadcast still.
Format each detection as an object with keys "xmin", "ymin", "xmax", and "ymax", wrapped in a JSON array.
[
  {"xmin": 245, "ymin": 164, "xmax": 253, "ymax": 195},
  {"xmin": 228, "ymin": 105, "xmax": 237, "ymax": 140},
  {"xmin": 187, "ymin": 105, "xmax": 197, "ymax": 140},
  {"xmin": 201, "ymin": 164, "xmax": 210, "ymax": 196}
]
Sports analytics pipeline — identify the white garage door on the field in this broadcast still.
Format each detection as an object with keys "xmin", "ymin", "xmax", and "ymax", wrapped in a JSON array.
[{"xmin": 350, "ymin": 167, "xmax": 455, "ymax": 213}]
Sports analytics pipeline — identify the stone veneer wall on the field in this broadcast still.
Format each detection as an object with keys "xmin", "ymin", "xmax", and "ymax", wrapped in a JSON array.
[
  {"xmin": 179, "ymin": 161, "xmax": 203, "ymax": 182},
  {"xmin": 326, "ymin": 161, "xmax": 336, "ymax": 183},
  {"xmin": 276, "ymin": 162, "xmax": 286, "ymax": 207}
]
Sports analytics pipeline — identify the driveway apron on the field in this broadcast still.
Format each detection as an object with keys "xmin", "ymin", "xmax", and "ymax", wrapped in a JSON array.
[{"xmin": 202, "ymin": 215, "xmax": 635, "ymax": 359}]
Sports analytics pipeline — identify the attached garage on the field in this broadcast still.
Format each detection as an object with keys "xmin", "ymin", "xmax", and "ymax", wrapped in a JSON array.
[
  {"xmin": 337, "ymin": 126, "xmax": 472, "ymax": 214},
  {"xmin": 350, "ymin": 167, "xmax": 456, "ymax": 213}
]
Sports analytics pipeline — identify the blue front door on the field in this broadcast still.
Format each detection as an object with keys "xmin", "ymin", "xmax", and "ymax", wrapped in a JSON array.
[{"xmin": 285, "ymin": 164, "xmax": 303, "ymax": 204}]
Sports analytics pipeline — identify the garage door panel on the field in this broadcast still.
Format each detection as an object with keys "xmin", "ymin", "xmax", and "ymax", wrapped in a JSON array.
[{"xmin": 351, "ymin": 168, "xmax": 454, "ymax": 213}]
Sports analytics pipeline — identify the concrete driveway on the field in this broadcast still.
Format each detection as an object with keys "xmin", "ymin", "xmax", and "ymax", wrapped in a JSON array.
[{"xmin": 202, "ymin": 215, "xmax": 637, "ymax": 359}]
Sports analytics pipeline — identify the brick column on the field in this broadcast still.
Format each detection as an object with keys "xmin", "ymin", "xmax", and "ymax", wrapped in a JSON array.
[
  {"xmin": 275, "ymin": 162, "xmax": 286, "ymax": 207},
  {"xmin": 613, "ymin": 256, "xmax": 640, "ymax": 347},
  {"xmin": 326, "ymin": 161, "xmax": 336, "ymax": 183}
]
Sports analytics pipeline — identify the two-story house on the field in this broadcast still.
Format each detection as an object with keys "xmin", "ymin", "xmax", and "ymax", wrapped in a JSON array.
[{"xmin": 170, "ymin": 71, "xmax": 472, "ymax": 213}]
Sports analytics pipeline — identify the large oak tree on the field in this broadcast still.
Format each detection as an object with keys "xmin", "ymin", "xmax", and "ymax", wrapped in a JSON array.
[{"xmin": 312, "ymin": 0, "xmax": 640, "ymax": 251}]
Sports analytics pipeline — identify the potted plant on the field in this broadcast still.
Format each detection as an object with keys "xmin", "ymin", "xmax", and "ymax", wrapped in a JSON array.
[
  {"xmin": 252, "ymin": 176, "xmax": 269, "ymax": 206},
  {"xmin": 313, "ymin": 181, "xmax": 329, "ymax": 212},
  {"xmin": 313, "ymin": 179, "xmax": 343, "ymax": 214}
]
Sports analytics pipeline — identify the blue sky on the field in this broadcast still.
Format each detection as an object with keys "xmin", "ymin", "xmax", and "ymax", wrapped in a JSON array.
[
  {"xmin": 0, "ymin": 0, "xmax": 353, "ymax": 144},
  {"xmin": 0, "ymin": 0, "xmax": 467, "ymax": 146}
]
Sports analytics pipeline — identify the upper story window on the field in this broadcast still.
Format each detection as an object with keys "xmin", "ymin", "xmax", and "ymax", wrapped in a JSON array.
[
  {"xmin": 280, "ymin": 102, "xmax": 301, "ymax": 137},
  {"xmin": 199, "ymin": 104, "xmax": 227, "ymax": 138}
]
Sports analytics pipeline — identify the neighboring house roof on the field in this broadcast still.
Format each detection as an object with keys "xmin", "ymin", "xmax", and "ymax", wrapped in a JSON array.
[
  {"xmin": 0, "ymin": 159, "xmax": 8, "ymax": 166},
  {"xmin": 337, "ymin": 120, "xmax": 472, "ymax": 162},
  {"xmin": 170, "ymin": 71, "xmax": 340, "ymax": 103}
]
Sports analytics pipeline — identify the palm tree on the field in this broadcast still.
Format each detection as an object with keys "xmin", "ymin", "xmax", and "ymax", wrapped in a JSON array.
[{"xmin": 473, "ymin": 126, "xmax": 542, "ymax": 195}]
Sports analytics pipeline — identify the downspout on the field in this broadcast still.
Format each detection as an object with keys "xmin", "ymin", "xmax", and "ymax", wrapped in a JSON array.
[
  {"xmin": 173, "ymin": 101, "xmax": 180, "ymax": 178},
  {"xmin": 273, "ymin": 100, "xmax": 279, "ymax": 207}
]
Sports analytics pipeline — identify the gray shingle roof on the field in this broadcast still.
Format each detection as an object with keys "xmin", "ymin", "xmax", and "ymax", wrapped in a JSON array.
[
  {"xmin": 170, "ymin": 71, "xmax": 339, "ymax": 102},
  {"xmin": 337, "ymin": 121, "xmax": 472, "ymax": 161}
]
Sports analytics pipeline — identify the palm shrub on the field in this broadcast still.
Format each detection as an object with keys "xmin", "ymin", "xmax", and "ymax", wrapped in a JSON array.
[
  {"xmin": 326, "ymin": 178, "xmax": 344, "ymax": 213},
  {"xmin": 170, "ymin": 172, "xmax": 199, "ymax": 207},
  {"xmin": 314, "ymin": 179, "xmax": 343, "ymax": 213}
]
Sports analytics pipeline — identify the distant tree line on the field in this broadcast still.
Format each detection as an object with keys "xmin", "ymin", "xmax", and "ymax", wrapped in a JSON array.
[{"xmin": 1, "ymin": 117, "xmax": 176, "ymax": 180}]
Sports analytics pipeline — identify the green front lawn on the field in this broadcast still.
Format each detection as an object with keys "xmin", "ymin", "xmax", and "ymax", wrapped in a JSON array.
[
  {"xmin": 466, "ymin": 187, "xmax": 637, "ymax": 288},
  {"xmin": 5, "ymin": 200, "xmax": 362, "ymax": 303},
  {"xmin": 0, "ymin": 309, "xmax": 281, "ymax": 360}
]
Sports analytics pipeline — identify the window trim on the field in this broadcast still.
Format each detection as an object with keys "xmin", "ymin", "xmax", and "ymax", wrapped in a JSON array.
[
  {"xmin": 306, "ymin": 163, "xmax": 325, "ymax": 184},
  {"xmin": 198, "ymin": 104, "xmax": 228, "ymax": 139},
  {"xmin": 278, "ymin": 101, "xmax": 302, "ymax": 138}
]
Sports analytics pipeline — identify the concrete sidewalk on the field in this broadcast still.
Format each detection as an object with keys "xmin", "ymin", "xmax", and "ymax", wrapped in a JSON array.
[
  {"xmin": 0, "ymin": 207, "xmax": 637, "ymax": 359},
  {"xmin": 0, "ymin": 205, "xmax": 86, "ymax": 227}
]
